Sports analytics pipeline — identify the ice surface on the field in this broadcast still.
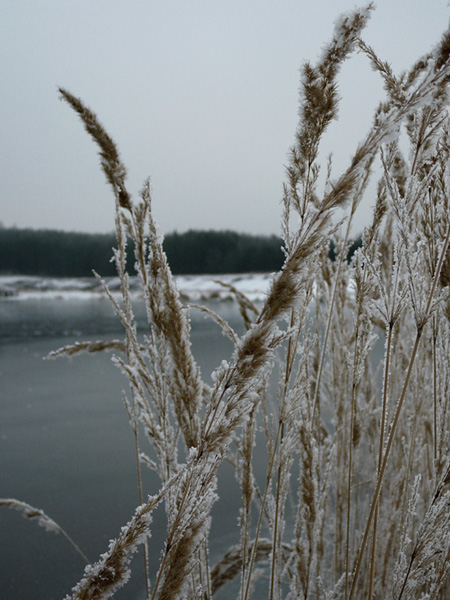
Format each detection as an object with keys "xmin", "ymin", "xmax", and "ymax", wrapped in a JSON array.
[{"xmin": 0, "ymin": 274, "xmax": 273, "ymax": 302}]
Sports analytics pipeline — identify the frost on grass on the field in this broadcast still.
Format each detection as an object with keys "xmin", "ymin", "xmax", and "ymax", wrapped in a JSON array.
[
  {"xmin": 0, "ymin": 499, "xmax": 61, "ymax": 533},
  {"xmin": 0, "ymin": 499, "xmax": 89, "ymax": 563},
  {"xmin": 7, "ymin": 5, "xmax": 450, "ymax": 600}
]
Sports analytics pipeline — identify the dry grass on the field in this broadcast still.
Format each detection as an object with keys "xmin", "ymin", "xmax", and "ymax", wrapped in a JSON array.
[{"xmin": 3, "ymin": 4, "xmax": 450, "ymax": 599}]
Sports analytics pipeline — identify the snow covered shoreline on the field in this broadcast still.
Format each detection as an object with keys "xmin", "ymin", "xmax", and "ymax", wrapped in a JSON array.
[{"xmin": 0, "ymin": 273, "xmax": 273, "ymax": 303}]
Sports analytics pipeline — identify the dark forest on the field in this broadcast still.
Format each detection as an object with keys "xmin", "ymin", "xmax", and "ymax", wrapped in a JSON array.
[{"xmin": 0, "ymin": 227, "xmax": 361, "ymax": 276}]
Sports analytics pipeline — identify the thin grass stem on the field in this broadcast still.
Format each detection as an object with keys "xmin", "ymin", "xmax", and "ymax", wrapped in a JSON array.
[{"xmin": 349, "ymin": 220, "xmax": 450, "ymax": 598}]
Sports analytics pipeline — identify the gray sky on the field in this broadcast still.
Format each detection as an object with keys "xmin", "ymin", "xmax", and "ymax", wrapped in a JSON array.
[{"xmin": 1, "ymin": 1, "xmax": 449, "ymax": 237}]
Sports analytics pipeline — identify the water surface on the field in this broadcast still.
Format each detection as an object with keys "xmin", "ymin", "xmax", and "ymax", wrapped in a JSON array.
[{"xmin": 1, "ymin": 295, "xmax": 247, "ymax": 599}]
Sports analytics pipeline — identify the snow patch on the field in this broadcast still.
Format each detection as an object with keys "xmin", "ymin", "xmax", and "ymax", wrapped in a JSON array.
[{"xmin": 0, "ymin": 274, "xmax": 273, "ymax": 303}]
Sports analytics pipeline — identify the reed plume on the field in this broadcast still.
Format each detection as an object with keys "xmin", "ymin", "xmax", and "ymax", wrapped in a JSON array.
[{"xmin": 4, "ymin": 4, "xmax": 450, "ymax": 599}]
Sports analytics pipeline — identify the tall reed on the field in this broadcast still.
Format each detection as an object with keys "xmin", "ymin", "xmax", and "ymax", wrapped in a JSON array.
[{"xmin": 3, "ymin": 4, "xmax": 450, "ymax": 599}]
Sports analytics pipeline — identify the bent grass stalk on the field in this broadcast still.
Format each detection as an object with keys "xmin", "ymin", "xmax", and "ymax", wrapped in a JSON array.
[{"xmin": 0, "ymin": 499, "xmax": 90, "ymax": 565}]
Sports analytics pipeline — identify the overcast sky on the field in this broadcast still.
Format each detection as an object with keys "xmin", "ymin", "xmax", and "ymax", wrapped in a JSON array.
[{"xmin": 1, "ymin": 1, "xmax": 449, "ymax": 237}]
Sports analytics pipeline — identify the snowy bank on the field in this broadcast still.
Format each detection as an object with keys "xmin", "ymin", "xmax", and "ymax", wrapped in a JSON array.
[{"xmin": 0, "ymin": 274, "xmax": 273, "ymax": 303}]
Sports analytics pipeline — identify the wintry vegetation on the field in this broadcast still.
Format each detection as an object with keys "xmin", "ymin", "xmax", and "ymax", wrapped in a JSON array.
[{"xmin": 4, "ymin": 4, "xmax": 450, "ymax": 598}]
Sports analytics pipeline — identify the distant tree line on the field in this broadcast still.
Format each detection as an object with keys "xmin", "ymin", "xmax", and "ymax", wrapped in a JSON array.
[
  {"xmin": 163, "ymin": 230, "xmax": 283, "ymax": 274},
  {"xmin": 0, "ymin": 228, "xmax": 116, "ymax": 277},
  {"xmin": 0, "ymin": 228, "xmax": 362, "ymax": 277},
  {"xmin": 0, "ymin": 228, "xmax": 285, "ymax": 277}
]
